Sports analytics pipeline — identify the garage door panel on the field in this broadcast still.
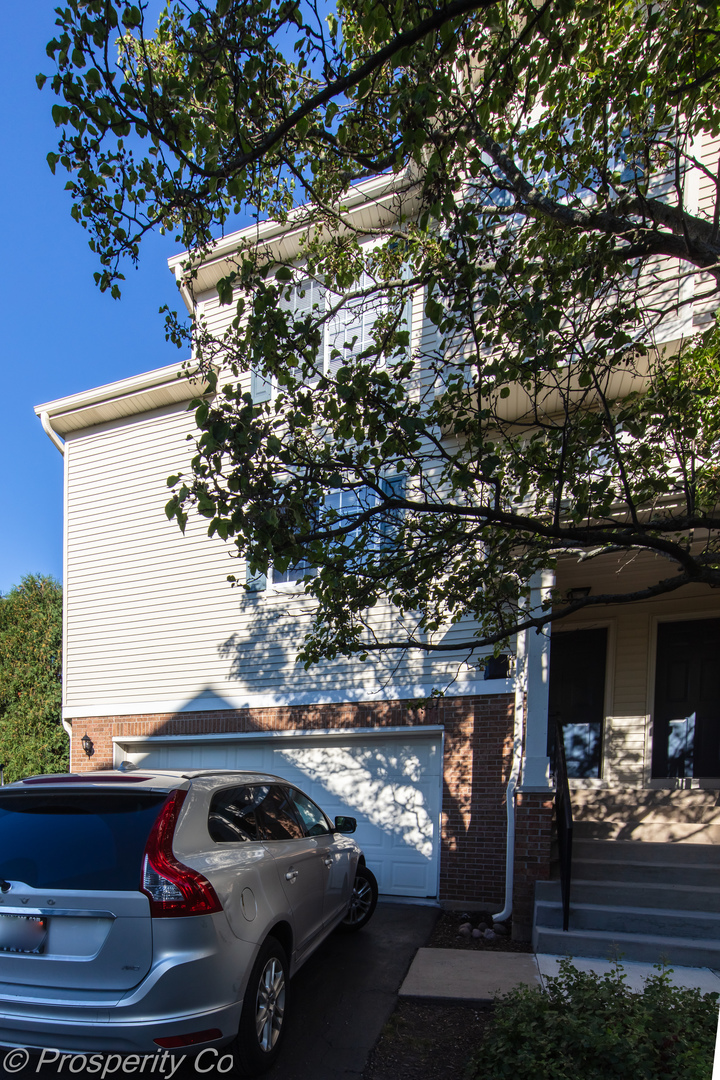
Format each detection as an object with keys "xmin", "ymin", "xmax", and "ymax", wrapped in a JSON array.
[
  {"xmin": 391, "ymin": 862, "xmax": 430, "ymax": 892},
  {"xmin": 351, "ymin": 824, "xmax": 388, "ymax": 858},
  {"xmin": 125, "ymin": 731, "xmax": 442, "ymax": 898}
]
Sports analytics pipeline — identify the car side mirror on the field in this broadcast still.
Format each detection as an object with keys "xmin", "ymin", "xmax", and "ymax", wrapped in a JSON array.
[{"xmin": 334, "ymin": 815, "xmax": 357, "ymax": 834}]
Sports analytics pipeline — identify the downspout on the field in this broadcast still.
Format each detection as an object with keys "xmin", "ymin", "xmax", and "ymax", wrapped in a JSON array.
[
  {"xmin": 40, "ymin": 412, "xmax": 65, "ymax": 456},
  {"xmin": 492, "ymin": 627, "xmax": 527, "ymax": 923},
  {"xmin": 39, "ymin": 412, "xmax": 70, "ymax": 752}
]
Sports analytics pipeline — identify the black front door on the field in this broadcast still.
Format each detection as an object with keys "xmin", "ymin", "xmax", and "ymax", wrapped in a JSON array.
[
  {"xmin": 652, "ymin": 618, "xmax": 720, "ymax": 779},
  {"xmin": 548, "ymin": 627, "xmax": 607, "ymax": 779}
]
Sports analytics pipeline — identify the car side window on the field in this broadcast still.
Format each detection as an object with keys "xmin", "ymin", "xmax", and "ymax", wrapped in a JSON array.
[
  {"xmin": 290, "ymin": 789, "xmax": 331, "ymax": 837},
  {"xmin": 208, "ymin": 785, "xmax": 267, "ymax": 843},
  {"xmin": 259, "ymin": 785, "xmax": 305, "ymax": 841}
]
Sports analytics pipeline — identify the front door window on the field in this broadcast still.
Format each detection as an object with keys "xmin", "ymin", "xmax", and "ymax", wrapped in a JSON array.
[
  {"xmin": 548, "ymin": 627, "xmax": 607, "ymax": 779},
  {"xmin": 652, "ymin": 619, "xmax": 720, "ymax": 779}
]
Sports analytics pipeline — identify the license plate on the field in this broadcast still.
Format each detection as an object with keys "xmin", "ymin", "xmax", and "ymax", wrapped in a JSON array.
[{"xmin": 0, "ymin": 914, "xmax": 48, "ymax": 954}]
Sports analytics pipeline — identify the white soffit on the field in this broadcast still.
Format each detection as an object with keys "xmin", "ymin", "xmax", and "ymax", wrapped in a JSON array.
[
  {"xmin": 167, "ymin": 172, "xmax": 421, "ymax": 306},
  {"xmin": 34, "ymin": 361, "xmax": 206, "ymax": 436}
]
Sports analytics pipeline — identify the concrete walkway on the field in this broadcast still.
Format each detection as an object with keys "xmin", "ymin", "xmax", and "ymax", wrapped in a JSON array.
[{"xmin": 399, "ymin": 947, "xmax": 720, "ymax": 1004}]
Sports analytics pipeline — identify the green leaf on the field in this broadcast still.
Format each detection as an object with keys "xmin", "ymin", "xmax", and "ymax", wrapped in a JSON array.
[{"xmin": 121, "ymin": 6, "xmax": 142, "ymax": 29}]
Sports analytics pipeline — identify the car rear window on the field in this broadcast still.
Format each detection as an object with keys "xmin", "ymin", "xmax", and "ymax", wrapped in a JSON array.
[{"xmin": 0, "ymin": 792, "xmax": 167, "ymax": 891}]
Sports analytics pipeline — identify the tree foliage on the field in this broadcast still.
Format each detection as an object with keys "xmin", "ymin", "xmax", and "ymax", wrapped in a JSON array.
[
  {"xmin": 0, "ymin": 576, "xmax": 67, "ymax": 782},
  {"xmin": 42, "ymin": 0, "xmax": 720, "ymax": 665}
]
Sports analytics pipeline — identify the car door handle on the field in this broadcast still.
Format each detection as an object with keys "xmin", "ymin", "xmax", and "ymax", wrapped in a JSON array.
[{"xmin": 285, "ymin": 870, "xmax": 299, "ymax": 883}]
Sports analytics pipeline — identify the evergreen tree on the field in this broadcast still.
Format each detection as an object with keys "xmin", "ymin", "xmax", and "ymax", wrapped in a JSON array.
[{"xmin": 0, "ymin": 576, "xmax": 67, "ymax": 783}]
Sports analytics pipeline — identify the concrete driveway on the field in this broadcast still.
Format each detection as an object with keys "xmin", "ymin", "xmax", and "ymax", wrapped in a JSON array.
[{"xmin": 0, "ymin": 903, "xmax": 437, "ymax": 1080}]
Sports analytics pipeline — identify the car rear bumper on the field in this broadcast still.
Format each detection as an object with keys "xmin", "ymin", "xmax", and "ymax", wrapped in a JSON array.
[
  {"xmin": 0, "ymin": 997, "xmax": 241, "ymax": 1054},
  {"xmin": 0, "ymin": 916, "xmax": 258, "ymax": 1054}
]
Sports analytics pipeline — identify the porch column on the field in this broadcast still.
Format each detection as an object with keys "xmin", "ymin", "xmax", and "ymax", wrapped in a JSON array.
[{"xmin": 521, "ymin": 568, "xmax": 555, "ymax": 791}]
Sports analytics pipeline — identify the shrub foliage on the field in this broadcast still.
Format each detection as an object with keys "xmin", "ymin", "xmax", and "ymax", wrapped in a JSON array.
[{"xmin": 466, "ymin": 959, "xmax": 718, "ymax": 1080}]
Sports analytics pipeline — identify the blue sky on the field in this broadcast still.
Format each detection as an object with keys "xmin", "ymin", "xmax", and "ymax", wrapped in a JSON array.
[{"xmin": 0, "ymin": 3, "xmax": 195, "ymax": 595}]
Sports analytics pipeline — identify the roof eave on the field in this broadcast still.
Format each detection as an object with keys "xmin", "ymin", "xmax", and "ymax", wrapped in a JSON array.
[{"xmin": 34, "ymin": 359, "xmax": 208, "ymax": 437}]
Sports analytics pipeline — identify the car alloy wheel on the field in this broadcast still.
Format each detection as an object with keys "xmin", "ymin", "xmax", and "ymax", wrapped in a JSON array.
[
  {"xmin": 234, "ymin": 936, "xmax": 289, "ymax": 1076},
  {"xmin": 255, "ymin": 955, "xmax": 285, "ymax": 1052},
  {"xmin": 340, "ymin": 865, "xmax": 378, "ymax": 931}
]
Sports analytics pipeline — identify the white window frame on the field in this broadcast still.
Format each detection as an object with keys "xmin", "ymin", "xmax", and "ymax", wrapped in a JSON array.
[
  {"xmin": 250, "ymin": 271, "xmax": 412, "ymax": 402},
  {"xmin": 244, "ymin": 475, "xmax": 405, "ymax": 595}
]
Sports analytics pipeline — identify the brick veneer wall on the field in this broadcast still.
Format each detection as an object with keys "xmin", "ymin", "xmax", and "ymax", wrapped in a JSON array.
[
  {"xmin": 512, "ymin": 790, "xmax": 554, "ymax": 940},
  {"xmin": 70, "ymin": 693, "xmax": 527, "ymax": 906}
]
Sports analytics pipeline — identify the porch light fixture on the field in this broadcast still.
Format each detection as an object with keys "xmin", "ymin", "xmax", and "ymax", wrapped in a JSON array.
[
  {"xmin": 81, "ymin": 733, "xmax": 94, "ymax": 758},
  {"xmin": 567, "ymin": 586, "xmax": 591, "ymax": 601}
]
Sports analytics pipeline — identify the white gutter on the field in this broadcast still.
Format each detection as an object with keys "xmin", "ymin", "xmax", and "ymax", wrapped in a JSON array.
[
  {"xmin": 166, "ymin": 172, "xmax": 412, "ymax": 276},
  {"xmin": 492, "ymin": 629, "xmax": 527, "ymax": 923},
  {"xmin": 35, "ymin": 361, "xmax": 197, "ymax": 420},
  {"xmin": 40, "ymin": 411, "xmax": 65, "ymax": 455}
]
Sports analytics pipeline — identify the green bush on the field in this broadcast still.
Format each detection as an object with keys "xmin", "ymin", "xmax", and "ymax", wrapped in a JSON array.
[{"xmin": 466, "ymin": 959, "xmax": 718, "ymax": 1080}]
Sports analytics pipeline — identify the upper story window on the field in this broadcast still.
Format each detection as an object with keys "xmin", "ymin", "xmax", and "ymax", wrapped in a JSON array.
[
  {"xmin": 245, "ymin": 474, "xmax": 405, "ymax": 594},
  {"xmin": 250, "ymin": 273, "xmax": 411, "ymax": 402}
]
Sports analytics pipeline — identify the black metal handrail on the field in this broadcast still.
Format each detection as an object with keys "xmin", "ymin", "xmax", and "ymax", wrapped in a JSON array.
[{"xmin": 552, "ymin": 716, "xmax": 574, "ymax": 932}]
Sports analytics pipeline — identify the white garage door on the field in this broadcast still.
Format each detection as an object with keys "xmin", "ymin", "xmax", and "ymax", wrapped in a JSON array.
[{"xmin": 118, "ymin": 727, "xmax": 443, "ymax": 899}]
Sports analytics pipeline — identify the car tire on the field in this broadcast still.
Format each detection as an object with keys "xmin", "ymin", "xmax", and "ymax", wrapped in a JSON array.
[
  {"xmin": 339, "ymin": 864, "xmax": 378, "ymax": 932},
  {"xmin": 232, "ymin": 935, "xmax": 289, "ymax": 1076}
]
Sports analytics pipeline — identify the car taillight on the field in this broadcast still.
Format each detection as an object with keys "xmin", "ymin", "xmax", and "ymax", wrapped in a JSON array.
[{"xmin": 141, "ymin": 789, "xmax": 222, "ymax": 918}]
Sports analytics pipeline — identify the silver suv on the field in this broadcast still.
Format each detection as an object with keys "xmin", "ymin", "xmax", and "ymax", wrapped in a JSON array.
[{"xmin": 0, "ymin": 768, "xmax": 378, "ymax": 1074}]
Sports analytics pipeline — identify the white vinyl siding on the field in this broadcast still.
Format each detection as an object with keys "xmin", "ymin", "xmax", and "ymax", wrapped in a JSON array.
[
  {"xmin": 694, "ymin": 131, "xmax": 720, "ymax": 328},
  {"xmin": 62, "ymin": 402, "xmax": 500, "ymax": 718}
]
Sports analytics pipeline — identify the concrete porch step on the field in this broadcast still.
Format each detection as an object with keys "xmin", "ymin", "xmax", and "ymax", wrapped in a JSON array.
[
  {"xmin": 569, "ymin": 857, "xmax": 717, "ymax": 887},
  {"xmin": 532, "ymin": 925, "xmax": 720, "ymax": 968},
  {"xmin": 539, "ymin": 813, "xmax": 720, "ymax": 967},
  {"xmin": 535, "ymin": 899, "xmax": 720, "ymax": 940},
  {"xmin": 570, "ymin": 837, "xmax": 720, "ymax": 865},
  {"xmin": 573, "ymin": 820, "xmax": 720, "ymax": 844},
  {"xmin": 536, "ymin": 877, "xmax": 720, "ymax": 913}
]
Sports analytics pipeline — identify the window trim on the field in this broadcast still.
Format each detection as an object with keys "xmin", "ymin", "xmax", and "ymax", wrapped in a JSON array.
[
  {"xmin": 245, "ymin": 475, "xmax": 406, "ymax": 594},
  {"xmin": 249, "ymin": 273, "xmax": 413, "ymax": 402}
]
